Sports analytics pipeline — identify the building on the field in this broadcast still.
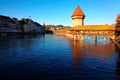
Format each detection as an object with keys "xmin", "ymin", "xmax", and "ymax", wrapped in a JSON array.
[
  {"xmin": 72, "ymin": 6, "xmax": 85, "ymax": 27},
  {"xmin": 0, "ymin": 15, "xmax": 45, "ymax": 34},
  {"xmin": 0, "ymin": 15, "xmax": 18, "ymax": 32},
  {"xmin": 70, "ymin": 6, "xmax": 116, "ymax": 33},
  {"xmin": 19, "ymin": 18, "xmax": 45, "ymax": 33},
  {"xmin": 53, "ymin": 6, "xmax": 116, "ymax": 40}
]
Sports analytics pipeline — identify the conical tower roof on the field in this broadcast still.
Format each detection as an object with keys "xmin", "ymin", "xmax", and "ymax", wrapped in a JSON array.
[{"xmin": 72, "ymin": 6, "xmax": 85, "ymax": 17}]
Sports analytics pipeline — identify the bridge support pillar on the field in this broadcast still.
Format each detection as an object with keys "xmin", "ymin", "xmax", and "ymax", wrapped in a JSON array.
[
  {"xmin": 78, "ymin": 35, "xmax": 80, "ymax": 39},
  {"xmin": 80, "ymin": 36, "xmax": 84, "ymax": 40},
  {"xmin": 88, "ymin": 36, "xmax": 90, "ymax": 40},
  {"xmin": 104, "ymin": 37, "xmax": 106, "ymax": 41},
  {"xmin": 94, "ymin": 36, "xmax": 97, "ymax": 41},
  {"xmin": 73, "ymin": 35, "xmax": 76, "ymax": 40}
]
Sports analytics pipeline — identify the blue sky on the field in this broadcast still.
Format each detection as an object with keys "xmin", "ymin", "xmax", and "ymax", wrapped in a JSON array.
[{"xmin": 0, "ymin": 0, "xmax": 120, "ymax": 26}]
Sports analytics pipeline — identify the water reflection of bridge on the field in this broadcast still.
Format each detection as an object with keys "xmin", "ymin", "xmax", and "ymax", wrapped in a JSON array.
[{"xmin": 65, "ymin": 36, "xmax": 115, "ymax": 68}]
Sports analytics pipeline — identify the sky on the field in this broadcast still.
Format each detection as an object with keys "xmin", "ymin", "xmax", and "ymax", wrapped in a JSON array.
[{"xmin": 0, "ymin": 0, "xmax": 120, "ymax": 26}]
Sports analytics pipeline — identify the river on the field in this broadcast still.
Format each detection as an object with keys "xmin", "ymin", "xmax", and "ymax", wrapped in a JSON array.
[{"xmin": 0, "ymin": 34, "xmax": 120, "ymax": 80}]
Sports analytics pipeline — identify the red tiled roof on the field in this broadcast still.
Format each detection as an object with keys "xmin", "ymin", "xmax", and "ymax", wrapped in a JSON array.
[
  {"xmin": 69, "ymin": 25, "xmax": 116, "ymax": 31},
  {"xmin": 72, "ymin": 6, "xmax": 85, "ymax": 17}
]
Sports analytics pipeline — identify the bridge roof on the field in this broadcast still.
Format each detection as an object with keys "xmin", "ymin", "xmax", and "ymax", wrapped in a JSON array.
[{"xmin": 69, "ymin": 25, "xmax": 116, "ymax": 31}]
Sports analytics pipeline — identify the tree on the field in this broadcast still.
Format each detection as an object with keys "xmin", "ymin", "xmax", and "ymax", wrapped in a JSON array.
[
  {"xmin": 116, "ymin": 14, "xmax": 120, "ymax": 23},
  {"xmin": 116, "ymin": 14, "xmax": 120, "ymax": 32}
]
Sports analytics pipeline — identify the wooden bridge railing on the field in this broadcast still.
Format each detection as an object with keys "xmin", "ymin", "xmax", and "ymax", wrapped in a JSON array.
[{"xmin": 53, "ymin": 30, "xmax": 115, "ymax": 40}]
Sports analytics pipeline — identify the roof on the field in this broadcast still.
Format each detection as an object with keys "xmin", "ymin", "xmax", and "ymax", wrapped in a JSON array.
[
  {"xmin": 72, "ymin": 6, "xmax": 85, "ymax": 17},
  {"xmin": 69, "ymin": 25, "xmax": 116, "ymax": 31}
]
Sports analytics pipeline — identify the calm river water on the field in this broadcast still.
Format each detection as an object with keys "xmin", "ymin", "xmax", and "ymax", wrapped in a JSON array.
[{"xmin": 0, "ymin": 34, "xmax": 120, "ymax": 80}]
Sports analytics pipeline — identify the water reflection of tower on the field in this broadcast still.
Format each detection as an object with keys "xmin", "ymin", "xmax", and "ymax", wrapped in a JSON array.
[
  {"xmin": 66, "ymin": 37, "xmax": 82, "ymax": 68},
  {"xmin": 72, "ymin": 41, "xmax": 82, "ymax": 68}
]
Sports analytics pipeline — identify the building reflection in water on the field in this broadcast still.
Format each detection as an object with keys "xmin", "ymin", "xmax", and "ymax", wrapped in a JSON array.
[
  {"xmin": 65, "ymin": 36, "xmax": 115, "ymax": 68},
  {"xmin": 116, "ymin": 35, "xmax": 120, "ymax": 78},
  {"xmin": 116, "ymin": 44, "xmax": 120, "ymax": 77},
  {"xmin": 0, "ymin": 34, "xmax": 45, "ymax": 51},
  {"xmin": 70, "ymin": 39, "xmax": 82, "ymax": 68}
]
